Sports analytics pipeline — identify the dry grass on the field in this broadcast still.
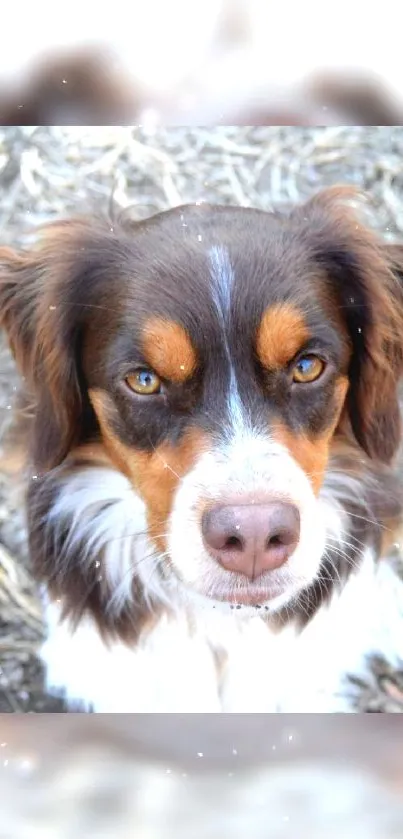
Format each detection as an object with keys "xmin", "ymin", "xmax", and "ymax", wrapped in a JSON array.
[{"xmin": 1, "ymin": 126, "xmax": 403, "ymax": 712}]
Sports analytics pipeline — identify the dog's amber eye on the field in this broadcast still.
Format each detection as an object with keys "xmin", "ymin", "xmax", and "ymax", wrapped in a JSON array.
[
  {"xmin": 292, "ymin": 355, "xmax": 325, "ymax": 384},
  {"xmin": 125, "ymin": 369, "xmax": 162, "ymax": 395}
]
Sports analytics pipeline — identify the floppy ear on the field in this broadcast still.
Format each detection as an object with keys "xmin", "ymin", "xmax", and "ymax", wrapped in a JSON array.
[
  {"xmin": 294, "ymin": 186, "xmax": 403, "ymax": 463},
  {"xmin": 0, "ymin": 220, "xmax": 98, "ymax": 471}
]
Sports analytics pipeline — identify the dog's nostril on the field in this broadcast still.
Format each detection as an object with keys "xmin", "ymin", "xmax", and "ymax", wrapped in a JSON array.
[
  {"xmin": 266, "ymin": 527, "xmax": 297, "ymax": 548},
  {"xmin": 224, "ymin": 535, "xmax": 244, "ymax": 551},
  {"xmin": 267, "ymin": 534, "xmax": 283, "ymax": 548}
]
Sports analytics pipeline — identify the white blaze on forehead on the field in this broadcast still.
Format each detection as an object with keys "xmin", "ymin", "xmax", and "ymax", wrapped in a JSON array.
[
  {"xmin": 208, "ymin": 244, "xmax": 246, "ymax": 433},
  {"xmin": 209, "ymin": 244, "xmax": 234, "ymax": 321}
]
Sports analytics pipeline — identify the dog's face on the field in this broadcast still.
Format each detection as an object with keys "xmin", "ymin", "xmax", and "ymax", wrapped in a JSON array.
[{"xmin": 1, "ymin": 187, "xmax": 403, "ymax": 613}]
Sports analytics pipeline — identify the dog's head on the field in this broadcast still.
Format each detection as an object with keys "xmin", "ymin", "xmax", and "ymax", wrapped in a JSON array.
[{"xmin": 2, "ymin": 187, "xmax": 403, "ymax": 614}]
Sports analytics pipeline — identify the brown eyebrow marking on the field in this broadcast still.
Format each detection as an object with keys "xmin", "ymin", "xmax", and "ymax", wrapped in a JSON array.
[
  {"xmin": 256, "ymin": 304, "xmax": 310, "ymax": 370},
  {"xmin": 141, "ymin": 317, "xmax": 197, "ymax": 383}
]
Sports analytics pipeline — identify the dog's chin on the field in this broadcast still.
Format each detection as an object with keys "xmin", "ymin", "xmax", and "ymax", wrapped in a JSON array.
[{"xmin": 177, "ymin": 570, "xmax": 311, "ymax": 616}]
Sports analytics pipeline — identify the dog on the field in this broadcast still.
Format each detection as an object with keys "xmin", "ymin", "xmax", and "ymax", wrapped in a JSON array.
[{"xmin": 1, "ymin": 185, "xmax": 403, "ymax": 712}]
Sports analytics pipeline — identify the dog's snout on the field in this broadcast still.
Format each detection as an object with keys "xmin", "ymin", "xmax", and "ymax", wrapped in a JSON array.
[{"xmin": 201, "ymin": 501, "xmax": 300, "ymax": 580}]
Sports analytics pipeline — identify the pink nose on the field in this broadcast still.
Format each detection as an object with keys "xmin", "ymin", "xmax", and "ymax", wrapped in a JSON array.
[{"xmin": 201, "ymin": 502, "xmax": 300, "ymax": 580}]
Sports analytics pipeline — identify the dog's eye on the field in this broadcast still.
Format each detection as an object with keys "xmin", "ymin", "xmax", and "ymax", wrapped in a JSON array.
[
  {"xmin": 125, "ymin": 369, "xmax": 162, "ymax": 395},
  {"xmin": 292, "ymin": 355, "xmax": 325, "ymax": 384}
]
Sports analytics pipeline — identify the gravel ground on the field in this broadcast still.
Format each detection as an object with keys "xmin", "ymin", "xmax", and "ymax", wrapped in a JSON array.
[{"xmin": 1, "ymin": 125, "xmax": 403, "ymax": 713}]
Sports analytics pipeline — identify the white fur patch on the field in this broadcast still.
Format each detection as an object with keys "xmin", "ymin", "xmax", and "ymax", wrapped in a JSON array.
[
  {"xmin": 209, "ymin": 244, "xmax": 234, "ymax": 321},
  {"xmin": 209, "ymin": 244, "xmax": 245, "ymax": 431},
  {"xmin": 41, "ymin": 598, "xmax": 222, "ymax": 712},
  {"xmin": 40, "ymin": 548, "xmax": 403, "ymax": 712},
  {"xmin": 45, "ymin": 466, "xmax": 176, "ymax": 614}
]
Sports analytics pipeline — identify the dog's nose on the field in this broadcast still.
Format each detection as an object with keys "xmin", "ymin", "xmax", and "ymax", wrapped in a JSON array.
[{"xmin": 201, "ymin": 502, "xmax": 300, "ymax": 580}]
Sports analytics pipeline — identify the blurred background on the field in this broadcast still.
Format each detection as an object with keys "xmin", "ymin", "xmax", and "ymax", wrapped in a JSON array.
[
  {"xmin": 0, "ymin": 0, "xmax": 403, "ymax": 125},
  {"xmin": 0, "ymin": 715, "xmax": 402, "ymax": 836},
  {"xmin": 0, "ymin": 125, "xmax": 403, "ymax": 715}
]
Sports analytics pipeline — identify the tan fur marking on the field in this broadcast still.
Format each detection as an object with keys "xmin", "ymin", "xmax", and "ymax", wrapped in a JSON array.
[
  {"xmin": 273, "ymin": 377, "xmax": 349, "ymax": 493},
  {"xmin": 89, "ymin": 389, "xmax": 209, "ymax": 551},
  {"xmin": 141, "ymin": 317, "xmax": 197, "ymax": 383},
  {"xmin": 67, "ymin": 442, "xmax": 114, "ymax": 468},
  {"xmin": 380, "ymin": 522, "xmax": 403, "ymax": 558},
  {"xmin": 256, "ymin": 305, "xmax": 310, "ymax": 370}
]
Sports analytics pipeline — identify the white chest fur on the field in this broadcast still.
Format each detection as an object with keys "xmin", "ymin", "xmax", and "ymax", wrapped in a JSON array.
[{"xmin": 40, "ymin": 551, "xmax": 403, "ymax": 713}]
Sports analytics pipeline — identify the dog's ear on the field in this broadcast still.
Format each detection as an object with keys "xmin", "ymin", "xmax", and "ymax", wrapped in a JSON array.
[
  {"xmin": 293, "ymin": 186, "xmax": 403, "ymax": 463},
  {"xmin": 0, "ymin": 220, "xmax": 100, "ymax": 471}
]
